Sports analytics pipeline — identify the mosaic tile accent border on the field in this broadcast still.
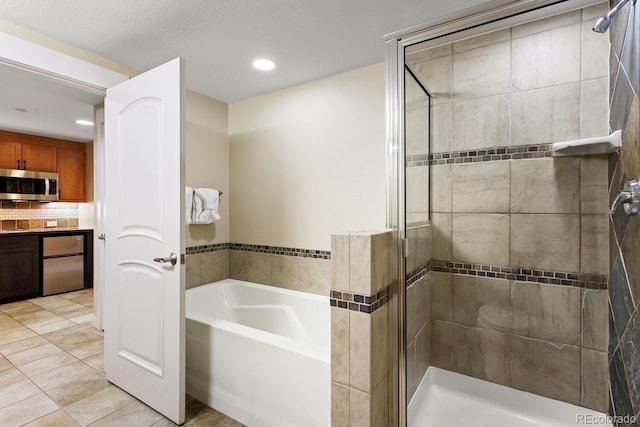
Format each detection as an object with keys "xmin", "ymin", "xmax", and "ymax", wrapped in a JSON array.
[
  {"xmin": 186, "ymin": 243, "xmax": 230, "ymax": 255},
  {"xmin": 406, "ymin": 264, "xmax": 429, "ymax": 287},
  {"xmin": 429, "ymin": 260, "xmax": 607, "ymax": 290},
  {"xmin": 330, "ymin": 287, "xmax": 389, "ymax": 314},
  {"xmin": 406, "ymin": 143, "xmax": 553, "ymax": 167},
  {"xmin": 186, "ymin": 242, "xmax": 331, "ymax": 259}
]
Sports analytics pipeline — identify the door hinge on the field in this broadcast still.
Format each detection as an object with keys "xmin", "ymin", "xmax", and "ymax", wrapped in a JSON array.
[
  {"xmin": 401, "ymin": 238, "xmax": 409, "ymax": 258},
  {"xmin": 181, "ymin": 254, "xmax": 185, "ymax": 265}
]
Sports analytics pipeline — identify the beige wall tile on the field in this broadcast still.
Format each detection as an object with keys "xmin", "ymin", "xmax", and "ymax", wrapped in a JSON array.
[
  {"xmin": 430, "ymin": 320, "xmax": 452, "ymax": 370},
  {"xmin": 621, "ymin": 96, "xmax": 639, "ymax": 181},
  {"xmin": 581, "ymin": 349, "xmax": 609, "ymax": 412},
  {"xmin": 406, "ymin": 284, "xmax": 418, "ymax": 344},
  {"xmin": 349, "ymin": 387, "xmax": 371, "ymax": 427},
  {"xmin": 452, "ymin": 95, "xmax": 510, "ymax": 151},
  {"xmin": 511, "ymin": 158, "xmax": 580, "ymax": 214},
  {"xmin": 331, "ymin": 382, "xmax": 350, "ymax": 427},
  {"xmin": 510, "ymin": 335, "xmax": 581, "ymax": 405},
  {"xmin": 582, "ymin": 289, "xmax": 609, "ymax": 352},
  {"xmin": 581, "ymin": 185, "xmax": 609, "ymax": 215},
  {"xmin": 185, "ymin": 254, "xmax": 201, "ymax": 290},
  {"xmin": 581, "ymin": 215, "xmax": 609, "ymax": 275},
  {"xmin": 511, "ymin": 281, "xmax": 581, "ymax": 345},
  {"xmin": 581, "ymin": 3, "xmax": 609, "ymax": 21},
  {"xmin": 511, "ymin": 84, "xmax": 580, "ymax": 146},
  {"xmin": 580, "ymin": 155, "xmax": 608, "ymax": 187},
  {"xmin": 451, "ymin": 161, "xmax": 510, "ymax": 213},
  {"xmin": 412, "ymin": 56, "xmax": 452, "ymax": 105},
  {"xmin": 416, "ymin": 323, "xmax": 430, "ymax": 383},
  {"xmin": 406, "ymin": 43, "xmax": 452, "ymax": 64},
  {"xmin": 229, "ymin": 251, "xmax": 272, "ymax": 285},
  {"xmin": 512, "ymin": 10, "xmax": 581, "ymax": 39},
  {"xmin": 350, "ymin": 311, "xmax": 371, "ymax": 393},
  {"xmin": 430, "ymin": 213, "xmax": 452, "ymax": 260},
  {"xmin": 512, "ymin": 24, "xmax": 581, "ymax": 90},
  {"xmin": 432, "ymin": 104, "xmax": 452, "ymax": 153},
  {"xmin": 581, "ymin": 78, "xmax": 609, "ymax": 138},
  {"xmin": 406, "ymin": 74, "xmax": 430, "ymax": 112},
  {"xmin": 452, "ymin": 324, "xmax": 510, "ymax": 386},
  {"xmin": 453, "ymin": 28, "xmax": 511, "ymax": 53},
  {"xmin": 332, "ymin": 234, "xmax": 350, "ymax": 292},
  {"xmin": 299, "ymin": 258, "xmax": 331, "ymax": 296},
  {"xmin": 453, "ymin": 41, "xmax": 511, "ymax": 101},
  {"xmin": 582, "ymin": 21, "xmax": 610, "ymax": 80},
  {"xmin": 416, "ymin": 225, "xmax": 432, "ymax": 269},
  {"xmin": 332, "ymin": 307, "xmax": 350, "ymax": 386},
  {"xmin": 452, "ymin": 214, "xmax": 510, "ymax": 265},
  {"xmin": 406, "ymin": 228, "xmax": 419, "ymax": 276},
  {"xmin": 371, "ymin": 304, "xmax": 389, "ymax": 392},
  {"xmin": 511, "ymin": 214, "xmax": 580, "ymax": 271},
  {"xmin": 430, "ymin": 272, "xmax": 452, "ymax": 321},
  {"xmin": 406, "ymin": 338, "xmax": 418, "ymax": 401},
  {"xmin": 406, "ymin": 107, "xmax": 429, "ymax": 157},
  {"xmin": 406, "ymin": 166, "xmax": 429, "ymax": 215},
  {"xmin": 452, "ymin": 275, "xmax": 511, "ymax": 329},
  {"xmin": 416, "ymin": 274, "xmax": 431, "ymax": 327},
  {"xmin": 370, "ymin": 232, "xmax": 392, "ymax": 295},
  {"xmin": 271, "ymin": 255, "xmax": 300, "ymax": 290},
  {"xmin": 431, "ymin": 165, "xmax": 452, "ymax": 213},
  {"xmin": 200, "ymin": 251, "xmax": 229, "ymax": 284},
  {"xmin": 350, "ymin": 234, "xmax": 372, "ymax": 295},
  {"xmin": 371, "ymin": 373, "xmax": 389, "ymax": 427}
]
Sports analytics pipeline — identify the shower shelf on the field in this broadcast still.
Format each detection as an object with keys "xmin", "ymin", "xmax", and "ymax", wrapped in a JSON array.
[{"xmin": 552, "ymin": 130, "xmax": 621, "ymax": 156}]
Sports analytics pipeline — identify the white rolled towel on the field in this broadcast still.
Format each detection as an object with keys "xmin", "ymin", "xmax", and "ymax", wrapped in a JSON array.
[
  {"xmin": 192, "ymin": 188, "xmax": 221, "ymax": 224},
  {"xmin": 185, "ymin": 186, "xmax": 194, "ymax": 225}
]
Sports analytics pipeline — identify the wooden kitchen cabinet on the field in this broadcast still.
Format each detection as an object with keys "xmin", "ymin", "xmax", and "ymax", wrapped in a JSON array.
[
  {"xmin": 0, "ymin": 141, "xmax": 21, "ymax": 170},
  {"xmin": 0, "ymin": 134, "xmax": 57, "ymax": 172},
  {"xmin": 56, "ymin": 148, "xmax": 86, "ymax": 202},
  {"xmin": 0, "ymin": 130, "xmax": 87, "ymax": 202},
  {"xmin": 0, "ymin": 235, "xmax": 40, "ymax": 302},
  {"xmin": 21, "ymin": 143, "xmax": 57, "ymax": 172}
]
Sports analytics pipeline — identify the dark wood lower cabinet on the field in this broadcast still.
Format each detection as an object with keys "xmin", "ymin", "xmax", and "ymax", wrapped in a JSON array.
[{"xmin": 0, "ymin": 235, "xmax": 40, "ymax": 302}]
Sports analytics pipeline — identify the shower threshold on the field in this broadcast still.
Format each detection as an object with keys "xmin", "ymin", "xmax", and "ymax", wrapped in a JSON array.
[{"xmin": 408, "ymin": 367, "xmax": 612, "ymax": 427}]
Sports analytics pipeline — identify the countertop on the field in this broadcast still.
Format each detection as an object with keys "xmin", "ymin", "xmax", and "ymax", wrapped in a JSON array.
[{"xmin": 0, "ymin": 228, "xmax": 93, "ymax": 237}]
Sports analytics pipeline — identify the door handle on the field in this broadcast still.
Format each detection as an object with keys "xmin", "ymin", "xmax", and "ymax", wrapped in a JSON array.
[
  {"xmin": 97, "ymin": 234, "xmax": 105, "ymax": 240},
  {"xmin": 611, "ymin": 179, "xmax": 639, "ymax": 215},
  {"xmin": 153, "ymin": 253, "xmax": 177, "ymax": 266},
  {"xmin": 16, "ymin": 160, "xmax": 20, "ymax": 170}
]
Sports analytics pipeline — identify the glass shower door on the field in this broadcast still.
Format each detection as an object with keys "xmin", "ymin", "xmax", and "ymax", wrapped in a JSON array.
[{"xmin": 403, "ymin": 64, "xmax": 432, "ymax": 423}]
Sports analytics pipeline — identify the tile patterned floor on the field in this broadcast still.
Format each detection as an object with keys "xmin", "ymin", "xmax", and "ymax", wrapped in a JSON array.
[{"xmin": 0, "ymin": 289, "xmax": 244, "ymax": 427}]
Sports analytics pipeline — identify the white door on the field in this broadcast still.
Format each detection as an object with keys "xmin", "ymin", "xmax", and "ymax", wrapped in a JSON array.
[
  {"xmin": 103, "ymin": 58, "xmax": 185, "ymax": 424},
  {"xmin": 93, "ymin": 107, "xmax": 105, "ymax": 331}
]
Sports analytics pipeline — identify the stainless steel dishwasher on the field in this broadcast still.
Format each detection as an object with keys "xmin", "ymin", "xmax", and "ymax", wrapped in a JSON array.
[{"xmin": 42, "ymin": 234, "xmax": 85, "ymax": 296}]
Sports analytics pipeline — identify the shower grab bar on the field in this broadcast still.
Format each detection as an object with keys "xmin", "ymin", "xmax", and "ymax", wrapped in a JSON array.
[{"xmin": 611, "ymin": 179, "xmax": 639, "ymax": 215}]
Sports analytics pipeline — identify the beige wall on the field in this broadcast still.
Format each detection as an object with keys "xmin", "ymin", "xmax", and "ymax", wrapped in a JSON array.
[
  {"xmin": 185, "ymin": 90, "xmax": 229, "ymax": 246},
  {"xmin": 228, "ymin": 63, "xmax": 386, "ymax": 251}
]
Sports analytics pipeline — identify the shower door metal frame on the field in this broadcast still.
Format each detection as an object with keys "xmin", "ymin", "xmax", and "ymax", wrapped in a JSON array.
[{"xmin": 384, "ymin": 0, "xmax": 604, "ymax": 425}]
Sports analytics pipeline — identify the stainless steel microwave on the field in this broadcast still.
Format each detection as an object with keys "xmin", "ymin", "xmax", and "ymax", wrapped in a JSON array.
[{"xmin": 0, "ymin": 168, "xmax": 58, "ymax": 201}]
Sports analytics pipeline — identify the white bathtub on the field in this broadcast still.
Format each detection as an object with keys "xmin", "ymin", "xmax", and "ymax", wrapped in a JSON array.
[{"xmin": 186, "ymin": 279, "xmax": 330, "ymax": 427}]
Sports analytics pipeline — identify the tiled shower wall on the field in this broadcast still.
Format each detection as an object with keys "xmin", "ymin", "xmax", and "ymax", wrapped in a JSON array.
[
  {"xmin": 607, "ymin": 0, "xmax": 639, "ymax": 424},
  {"xmin": 406, "ymin": 4, "xmax": 611, "ymax": 411},
  {"xmin": 330, "ymin": 231, "xmax": 391, "ymax": 427},
  {"xmin": 0, "ymin": 201, "xmax": 79, "ymax": 230}
]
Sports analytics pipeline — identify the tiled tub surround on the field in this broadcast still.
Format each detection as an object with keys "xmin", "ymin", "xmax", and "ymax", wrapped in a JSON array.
[
  {"xmin": 185, "ymin": 243, "xmax": 331, "ymax": 296},
  {"xmin": 331, "ymin": 231, "xmax": 392, "ymax": 427},
  {"xmin": 405, "ymin": 3, "xmax": 613, "ymax": 414},
  {"xmin": 607, "ymin": 0, "xmax": 640, "ymax": 424},
  {"xmin": 0, "ymin": 201, "xmax": 80, "ymax": 230}
]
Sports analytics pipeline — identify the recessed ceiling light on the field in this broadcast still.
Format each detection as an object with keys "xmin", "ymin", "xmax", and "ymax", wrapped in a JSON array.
[
  {"xmin": 14, "ymin": 108, "xmax": 28, "ymax": 113},
  {"xmin": 252, "ymin": 59, "xmax": 275, "ymax": 71},
  {"xmin": 76, "ymin": 119, "xmax": 94, "ymax": 126}
]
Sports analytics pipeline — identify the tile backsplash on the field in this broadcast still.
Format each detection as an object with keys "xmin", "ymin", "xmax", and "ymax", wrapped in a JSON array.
[{"xmin": 0, "ymin": 201, "xmax": 79, "ymax": 230}]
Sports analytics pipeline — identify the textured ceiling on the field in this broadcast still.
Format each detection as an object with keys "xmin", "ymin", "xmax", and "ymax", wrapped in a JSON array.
[{"xmin": 0, "ymin": 0, "xmax": 491, "ymax": 103}]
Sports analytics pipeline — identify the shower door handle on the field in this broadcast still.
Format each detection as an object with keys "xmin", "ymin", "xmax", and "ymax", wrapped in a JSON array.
[{"xmin": 611, "ymin": 180, "xmax": 639, "ymax": 215}]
